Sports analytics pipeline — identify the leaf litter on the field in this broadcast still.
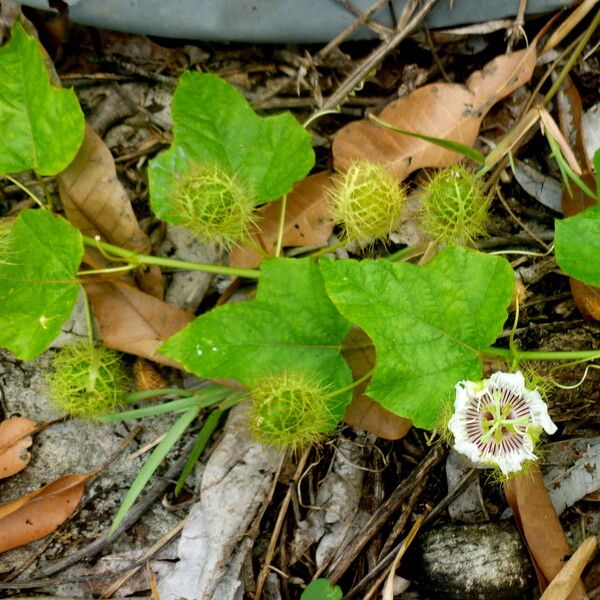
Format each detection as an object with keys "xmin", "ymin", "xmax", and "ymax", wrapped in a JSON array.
[{"xmin": 0, "ymin": 3, "xmax": 599, "ymax": 599}]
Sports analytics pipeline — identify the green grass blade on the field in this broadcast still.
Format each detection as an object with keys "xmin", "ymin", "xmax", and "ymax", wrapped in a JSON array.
[
  {"xmin": 174, "ymin": 408, "xmax": 223, "ymax": 496},
  {"xmin": 100, "ymin": 385, "xmax": 234, "ymax": 421},
  {"xmin": 109, "ymin": 406, "xmax": 200, "ymax": 536},
  {"xmin": 123, "ymin": 387, "xmax": 198, "ymax": 403},
  {"xmin": 99, "ymin": 397, "xmax": 206, "ymax": 421},
  {"xmin": 548, "ymin": 135, "xmax": 596, "ymax": 200},
  {"xmin": 368, "ymin": 114, "xmax": 486, "ymax": 164}
]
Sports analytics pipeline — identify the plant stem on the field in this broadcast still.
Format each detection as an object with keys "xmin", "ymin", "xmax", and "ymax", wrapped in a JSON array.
[
  {"xmin": 543, "ymin": 7, "xmax": 600, "ymax": 105},
  {"xmin": 82, "ymin": 235, "xmax": 260, "ymax": 280},
  {"xmin": 275, "ymin": 193, "xmax": 287, "ymax": 258},
  {"xmin": 482, "ymin": 347, "xmax": 600, "ymax": 362},
  {"xmin": 82, "ymin": 289, "xmax": 95, "ymax": 346},
  {"xmin": 328, "ymin": 367, "xmax": 375, "ymax": 398},
  {"xmin": 385, "ymin": 242, "xmax": 427, "ymax": 262},
  {"xmin": 3, "ymin": 175, "xmax": 45, "ymax": 208},
  {"xmin": 308, "ymin": 238, "xmax": 349, "ymax": 259}
]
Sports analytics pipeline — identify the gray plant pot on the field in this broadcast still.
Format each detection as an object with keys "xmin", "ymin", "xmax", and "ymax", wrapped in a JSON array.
[{"xmin": 19, "ymin": 0, "xmax": 572, "ymax": 43}]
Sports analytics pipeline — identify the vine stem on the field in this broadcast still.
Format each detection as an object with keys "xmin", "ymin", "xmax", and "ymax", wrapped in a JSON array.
[
  {"xmin": 328, "ymin": 367, "xmax": 375, "ymax": 398},
  {"xmin": 482, "ymin": 347, "xmax": 600, "ymax": 362},
  {"xmin": 82, "ymin": 235, "xmax": 260, "ymax": 280}
]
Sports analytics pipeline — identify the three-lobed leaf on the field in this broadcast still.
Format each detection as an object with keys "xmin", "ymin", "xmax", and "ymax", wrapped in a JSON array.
[
  {"xmin": 0, "ymin": 209, "xmax": 83, "ymax": 359},
  {"xmin": 321, "ymin": 247, "xmax": 514, "ymax": 428},
  {"xmin": 149, "ymin": 72, "xmax": 315, "ymax": 223},
  {"xmin": 160, "ymin": 257, "xmax": 353, "ymax": 425},
  {"xmin": 0, "ymin": 22, "xmax": 84, "ymax": 176},
  {"xmin": 555, "ymin": 203, "xmax": 600, "ymax": 287}
]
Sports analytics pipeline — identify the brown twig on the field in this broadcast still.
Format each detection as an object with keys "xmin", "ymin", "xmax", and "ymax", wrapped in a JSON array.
[
  {"xmin": 343, "ymin": 467, "xmax": 478, "ymax": 599},
  {"xmin": 377, "ymin": 471, "xmax": 428, "ymax": 560},
  {"xmin": 315, "ymin": 0, "xmax": 440, "ymax": 114},
  {"xmin": 316, "ymin": 0, "xmax": 396, "ymax": 62},
  {"xmin": 335, "ymin": 0, "xmax": 394, "ymax": 38},
  {"xmin": 326, "ymin": 443, "xmax": 445, "ymax": 584},
  {"xmin": 254, "ymin": 448, "xmax": 312, "ymax": 600}
]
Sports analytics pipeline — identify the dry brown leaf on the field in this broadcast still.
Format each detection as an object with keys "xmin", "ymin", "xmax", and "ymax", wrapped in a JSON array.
[
  {"xmin": 58, "ymin": 123, "xmax": 151, "ymax": 252},
  {"xmin": 540, "ymin": 537, "xmax": 597, "ymax": 600},
  {"xmin": 57, "ymin": 123, "xmax": 164, "ymax": 299},
  {"xmin": 504, "ymin": 464, "xmax": 587, "ymax": 599},
  {"xmin": 85, "ymin": 279, "xmax": 193, "ymax": 368},
  {"xmin": 557, "ymin": 79, "xmax": 599, "ymax": 321},
  {"xmin": 0, "ymin": 417, "xmax": 36, "ymax": 480},
  {"xmin": 229, "ymin": 171, "xmax": 335, "ymax": 269},
  {"xmin": 0, "ymin": 473, "xmax": 90, "ymax": 553},
  {"xmin": 333, "ymin": 46, "xmax": 537, "ymax": 179},
  {"xmin": 342, "ymin": 328, "xmax": 412, "ymax": 440}
]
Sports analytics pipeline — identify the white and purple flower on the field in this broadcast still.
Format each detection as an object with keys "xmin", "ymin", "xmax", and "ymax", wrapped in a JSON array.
[{"xmin": 449, "ymin": 371, "xmax": 557, "ymax": 475}]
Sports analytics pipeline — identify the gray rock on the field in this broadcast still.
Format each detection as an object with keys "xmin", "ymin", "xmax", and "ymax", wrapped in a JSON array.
[{"xmin": 416, "ymin": 522, "xmax": 534, "ymax": 600}]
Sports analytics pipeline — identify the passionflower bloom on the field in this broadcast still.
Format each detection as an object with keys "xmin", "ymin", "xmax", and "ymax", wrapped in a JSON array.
[{"xmin": 448, "ymin": 371, "xmax": 557, "ymax": 475}]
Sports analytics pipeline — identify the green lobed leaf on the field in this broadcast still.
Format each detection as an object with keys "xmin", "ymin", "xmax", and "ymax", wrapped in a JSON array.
[
  {"xmin": 301, "ymin": 579, "xmax": 343, "ymax": 600},
  {"xmin": 149, "ymin": 72, "xmax": 315, "ymax": 222},
  {"xmin": 160, "ymin": 257, "xmax": 353, "ymax": 425},
  {"xmin": 0, "ymin": 22, "xmax": 84, "ymax": 176},
  {"xmin": 321, "ymin": 247, "xmax": 514, "ymax": 429},
  {"xmin": 555, "ymin": 203, "xmax": 600, "ymax": 287},
  {"xmin": 0, "ymin": 209, "xmax": 83, "ymax": 359}
]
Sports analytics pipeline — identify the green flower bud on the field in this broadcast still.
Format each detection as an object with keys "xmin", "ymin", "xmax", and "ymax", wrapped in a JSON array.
[
  {"xmin": 46, "ymin": 342, "xmax": 129, "ymax": 418},
  {"xmin": 329, "ymin": 160, "xmax": 406, "ymax": 245},
  {"xmin": 171, "ymin": 164, "xmax": 256, "ymax": 249},
  {"xmin": 250, "ymin": 372, "xmax": 333, "ymax": 450},
  {"xmin": 421, "ymin": 165, "xmax": 489, "ymax": 246}
]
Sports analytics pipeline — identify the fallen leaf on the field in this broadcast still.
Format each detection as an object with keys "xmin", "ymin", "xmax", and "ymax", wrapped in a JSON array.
[
  {"xmin": 557, "ymin": 78, "xmax": 599, "ymax": 321},
  {"xmin": 0, "ymin": 473, "xmax": 90, "ymax": 553},
  {"xmin": 541, "ymin": 537, "xmax": 597, "ymax": 600},
  {"xmin": 0, "ymin": 417, "xmax": 36, "ymax": 479},
  {"xmin": 342, "ymin": 328, "xmax": 412, "ymax": 440},
  {"xmin": 85, "ymin": 279, "xmax": 194, "ymax": 367},
  {"xmin": 57, "ymin": 123, "xmax": 164, "ymax": 298},
  {"xmin": 229, "ymin": 171, "xmax": 335, "ymax": 269},
  {"xmin": 333, "ymin": 46, "xmax": 536, "ymax": 179},
  {"xmin": 504, "ymin": 464, "xmax": 587, "ymax": 598}
]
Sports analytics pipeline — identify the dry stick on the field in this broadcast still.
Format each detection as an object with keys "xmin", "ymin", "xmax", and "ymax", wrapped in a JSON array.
[
  {"xmin": 377, "ymin": 471, "xmax": 428, "ymax": 560},
  {"xmin": 15, "ymin": 437, "xmax": 197, "ymax": 582},
  {"xmin": 326, "ymin": 443, "xmax": 445, "ymax": 584},
  {"xmin": 315, "ymin": 0, "xmax": 395, "ymax": 62},
  {"xmin": 99, "ymin": 516, "xmax": 188, "ymax": 598},
  {"xmin": 343, "ymin": 467, "xmax": 478, "ymax": 599},
  {"xmin": 496, "ymin": 187, "xmax": 551, "ymax": 251},
  {"xmin": 316, "ymin": 0, "xmax": 440, "ymax": 113},
  {"xmin": 254, "ymin": 448, "xmax": 312, "ymax": 600},
  {"xmin": 335, "ymin": 0, "xmax": 394, "ymax": 37}
]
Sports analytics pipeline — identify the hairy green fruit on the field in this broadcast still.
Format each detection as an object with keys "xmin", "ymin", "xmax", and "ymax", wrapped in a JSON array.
[
  {"xmin": 329, "ymin": 160, "xmax": 405, "ymax": 245},
  {"xmin": 250, "ymin": 372, "xmax": 333, "ymax": 450},
  {"xmin": 420, "ymin": 165, "xmax": 489, "ymax": 245},
  {"xmin": 46, "ymin": 342, "xmax": 129, "ymax": 418},
  {"xmin": 171, "ymin": 164, "xmax": 256, "ymax": 249}
]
